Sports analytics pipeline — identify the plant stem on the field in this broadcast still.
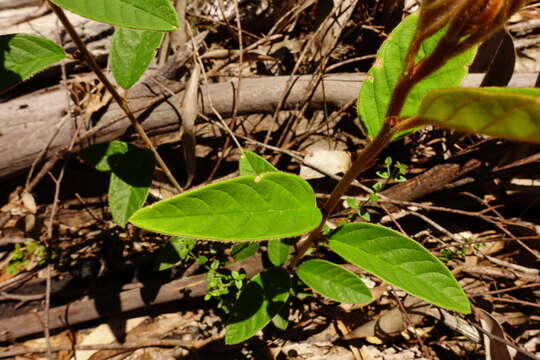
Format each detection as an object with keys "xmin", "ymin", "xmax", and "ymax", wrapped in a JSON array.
[
  {"xmin": 289, "ymin": 30, "xmax": 455, "ymax": 269},
  {"xmin": 48, "ymin": 2, "xmax": 183, "ymax": 193},
  {"xmin": 386, "ymin": 76, "xmax": 415, "ymax": 119},
  {"xmin": 288, "ymin": 121, "xmax": 394, "ymax": 269}
]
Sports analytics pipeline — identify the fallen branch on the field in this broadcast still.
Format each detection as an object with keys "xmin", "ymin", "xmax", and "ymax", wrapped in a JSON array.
[
  {"xmin": 0, "ymin": 73, "xmax": 536, "ymax": 180},
  {"xmin": 0, "ymin": 340, "xmax": 192, "ymax": 359},
  {"xmin": 0, "ymin": 255, "xmax": 263, "ymax": 341},
  {"xmin": 0, "ymin": 0, "xmax": 40, "ymax": 10}
]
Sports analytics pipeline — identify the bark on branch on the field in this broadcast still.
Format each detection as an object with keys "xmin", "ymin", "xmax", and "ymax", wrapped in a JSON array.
[
  {"xmin": 0, "ymin": 255, "xmax": 263, "ymax": 341},
  {"xmin": 0, "ymin": 72, "xmax": 536, "ymax": 179}
]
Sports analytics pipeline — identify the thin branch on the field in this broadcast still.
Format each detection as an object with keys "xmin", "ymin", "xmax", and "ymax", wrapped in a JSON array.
[
  {"xmin": 187, "ymin": 26, "xmax": 242, "ymax": 151},
  {"xmin": 44, "ymin": 166, "xmax": 65, "ymax": 360},
  {"xmin": 231, "ymin": 0, "xmax": 244, "ymax": 129},
  {"xmin": 47, "ymin": 1, "xmax": 183, "ymax": 193},
  {"xmin": 0, "ymin": 291, "xmax": 44, "ymax": 302}
]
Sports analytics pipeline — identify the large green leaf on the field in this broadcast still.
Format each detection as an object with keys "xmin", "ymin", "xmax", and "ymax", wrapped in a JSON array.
[
  {"xmin": 239, "ymin": 151, "xmax": 277, "ymax": 176},
  {"xmin": 108, "ymin": 145, "xmax": 154, "ymax": 227},
  {"xmin": 358, "ymin": 14, "xmax": 476, "ymax": 138},
  {"xmin": 225, "ymin": 267, "xmax": 290, "ymax": 344},
  {"xmin": 111, "ymin": 27, "xmax": 163, "ymax": 89},
  {"xmin": 328, "ymin": 223, "xmax": 470, "ymax": 313},
  {"xmin": 267, "ymin": 239, "xmax": 290, "ymax": 266},
  {"xmin": 130, "ymin": 173, "xmax": 322, "ymax": 241},
  {"xmin": 297, "ymin": 259, "xmax": 372, "ymax": 304},
  {"xmin": 0, "ymin": 34, "xmax": 65, "ymax": 93},
  {"xmin": 49, "ymin": 0, "xmax": 179, "ymax": 31},
  {"xmin": 416, "ymin": 88, "xmax": 540, "ymax": 143}
]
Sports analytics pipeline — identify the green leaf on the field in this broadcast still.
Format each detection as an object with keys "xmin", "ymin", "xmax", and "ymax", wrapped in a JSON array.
[
  {"xmin": 0, "ymin": 34, "xmax": 65, "ymax": 93},
  {"xmin": 328, "ymin": 223, "xmax": 470, "ymax": 313},
  {"xmin": 108, "ymin": 145, "xmax": 154, "ymax": 227},
  {"xmin": 49, "ymin": 0, "xmax": 179, "ymax": 31},
  {"xmin": 267, "ymin": 239, "xmax": 290, "ymax": 266},
  {"xmin": 154, "ymin": 237, "xmax": 196, "ymax": 271},
  {"xmin": 271, "ymin": 305, "xmax": 289, "ymax": 330},
  {"xmin": 416, "ymin": 88, "xmax": 540, "ymax": 144},
  {"xmin": 80, "ymin": 141, "xmax": 154, "ymax": 227},
  {"xmin": 154, "ymin": 243, "xmax": 179, "ymax": 271},
  {"xmin": 80, "ymin": 140, "xmax": 129, "ymax": 172},
  {"xmin": 346, "ymin": 198, "xmax": 360, "ymax": 210},
  {"xmin": 296, "ymin": 259, "xmax": 372, "ymax": 304},
  {"xmin": 239, "ymin": 151, "xmax": 278, "ymax": 176},
  {"xmin": 358, "ymin": 14, "xmax": 476, "ymax": 138},
  {"xmin": 170, "ymin": 236, "xmax": 196, "ymax": 259},
  {"xmin": 111, "ymin": 27, "xmax": 163, "ymax": 89},
  {"xmin": 232, "ymin": 242, "xmax": 260, "ymax": 261},
  {"xmin": 130, "ymin": 173, "xmax": 322, "ymax": 242},
  {"xmin": 225, "ymin": 267, "xmax": 290, "ymax": 344}
]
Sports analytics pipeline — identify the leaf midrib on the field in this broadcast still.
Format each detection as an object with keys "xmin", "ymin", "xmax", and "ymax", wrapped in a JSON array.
[{"xmin": 332, "ymin": 239, "xmax": 466, "ymax": 307}]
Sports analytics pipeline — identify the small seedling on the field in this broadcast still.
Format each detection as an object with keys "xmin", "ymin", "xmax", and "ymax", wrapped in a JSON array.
[
  {"xmin": 205, "ymin": 263, "xmax": 247, "ymax": 313},
  {"xmin": 154, "ymin": 237, "xmax": 247, "ymax": 313},
  {"xmin": 7, "ymin": 242, "xmax": 48, "ymax": 275}
]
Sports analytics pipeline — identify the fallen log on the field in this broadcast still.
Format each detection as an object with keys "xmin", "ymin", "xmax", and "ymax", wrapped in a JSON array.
[
  {"xmin": 0, "ymin": 72, "xmax": 537, "ymax": 180},
  {"xmin": 0, "ymin": 255, "xmax": 263, "ymax": 341},
  {"xmin": 0, "ymin": 0, "xmax": 40, "ymax": 10}
]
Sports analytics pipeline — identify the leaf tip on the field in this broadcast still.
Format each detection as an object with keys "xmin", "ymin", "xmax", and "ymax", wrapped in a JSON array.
[
  {"xmin": 455, "ymin": 298, "xmax": 472, "ymax": 314},
  {"xmin": 127, "ymin": 207, "xmax": 144, "ymax": 225},
  {"xmin": 168, "ymin": 15, "xmax": 180, "ymax": 31}
]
